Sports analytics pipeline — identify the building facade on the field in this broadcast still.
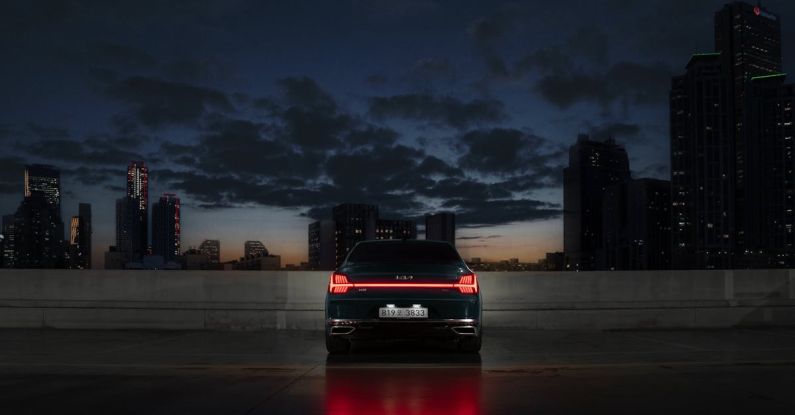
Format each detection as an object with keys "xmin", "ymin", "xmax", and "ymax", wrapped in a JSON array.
[
  {"xmin": 198, "ymin": 239, "xmax": 221, "ymax": 265},
  {"xmin": 670, "ymin": 53, "xmax": 733, "ymax": 269},
  {"xmin": 308, "ymin": 219, "xmax": 336, "ymax": 270},
  {"xmin": 332, "ymin": 203, "xmax": 378, "ymax": 267},
  {"xmin": 669, "ymin": 2, "xmax": 787, "ymax": 269},
  {"xmin": 12, "ymin": 165, "xmax": 65, "ymax": 268},
  {"xmin": 563, "ymin": 135, "xmax": 630, "ymax": 271},
  {"xmin": 601, "ymin": 179, "xmax": 671, "ymax": 270},
  {"xmin": 68, "ymin": 203, "xmax": 92, "ymax": 269},
  {"xmin": 24, "ymin": 164, "xmax": 61, "ymax": 215},
  {"xmin": 1, "ymin": 215, "xmax": 16, "ymax": 268},
  {"xmin": 425, "ymin": 212, "xmax": 456, "ymax": 245},
  {"xmin": 125, "ymin": 161, "xmax": 149, "ymax": 260},
  {"xmin": 244, "ymin": 240, "xmax": 268, "ymax": 258},
  {"xmin": 13, "ymin": 195, "xmax": 64, "ymax": 268},
  {"xmin": 232, "ymin": 255, "xmax": 281, "ymax": 270},
  {"xmin": 744, "ymin": 75, "xmax": 795, "ymax": 267},
  {"xmin": 375, "ymin": 219, "xmax": 417, "ymax": 240},
  {"xmin": 151, "ymin": 194, "xmax": 181, "ymax": 262},
  {"xmin": 715, "ymin": 2, "xmax": 783, "ymax": 263}
]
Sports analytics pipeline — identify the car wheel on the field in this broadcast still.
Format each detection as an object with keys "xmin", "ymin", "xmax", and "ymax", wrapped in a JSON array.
[
  {"xmin": 326, "ymin": 335, "xmax": 351, "ymax": 354},
  {"xmin": 458, "ymin": 336, "xmax": 481, "ymax": 353}
]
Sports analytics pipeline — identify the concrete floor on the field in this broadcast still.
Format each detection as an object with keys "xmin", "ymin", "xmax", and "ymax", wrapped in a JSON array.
[{"xmin": 2, "ymin": 328, "xmax": 795, "ymax": 414}]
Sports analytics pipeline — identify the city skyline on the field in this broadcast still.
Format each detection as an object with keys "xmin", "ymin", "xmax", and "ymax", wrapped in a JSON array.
[{"xmin": 3, "ymin": 1, "xmax": 795, "ymax": 267}]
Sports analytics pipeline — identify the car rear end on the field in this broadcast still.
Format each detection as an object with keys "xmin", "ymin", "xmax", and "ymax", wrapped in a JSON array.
[{"xmin": 325, "ymin": 240, "xmax": 482, "ymax": 353}]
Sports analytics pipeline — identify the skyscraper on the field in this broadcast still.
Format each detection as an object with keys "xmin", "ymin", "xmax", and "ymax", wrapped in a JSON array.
[
  {"xmin": 114, "ymin": 197, "xmax": 132, "ymax": 264},
  {"xmin": 308, "ymin": 219, "xmax": 335, "ymax": 270},
  {"xmin": 244, "ymin": 240, "xmax": 268, "ymax": 258},
  {"xmin": 670, "ymin": 53, "xmax": 733, "ymax": 269},
  {"xmin": 425, "ymin": 212, "xmax": 456, "ymax": 245},
  {"xmin": 670, "ymin": 2, "xmax": 787, "ymax": 269},
  {"xmin": 198, "ymin": 239, "xmax": 221, "ymax": 264},
  {"xmin": 13, "ymin": 195, "xmax": 64, "ymax": 268},
  {"xmin": 24, "ymin": 164, "xmax": 61, "ymax": 216},
  {"xmin": 601, "ymin": 179, "xmax": 671, "ymax": 270},
  {"xmin": 151, "ymin": 194, "xmax": 180, "ymax": 262},
  {"xmin": 13, "ymin": 165, "xmax": 65, "ymax": 268},
  {"xmin": 715, "ymin": 2, "xmax": 782, "ymax": 263},
  {"xmin": 563, "ymin": 134, "xmax": 630, "ymax": 270},
  {"xmin": 68, "ymin": 203, "xmax": 92, "ymax": 269},
  {"xmin": 332, "ymin": 203, "xmax": 378, "ymax": 267},
  {"xmin": 126, "ymin": 161, "xmax": 149, "ymax": 259},
  {"xmin": 744, "ymin": 74, "xmax": 795, "ymax": 267},
  {"xmin": 1, "ymin": 215, "xmax": 15, "ymax": 268}
]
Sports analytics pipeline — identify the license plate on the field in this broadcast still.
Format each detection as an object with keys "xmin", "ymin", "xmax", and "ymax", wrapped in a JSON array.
[{"xmin": 379, "ymin": 307, "xmax": 428, "ymax": 319}]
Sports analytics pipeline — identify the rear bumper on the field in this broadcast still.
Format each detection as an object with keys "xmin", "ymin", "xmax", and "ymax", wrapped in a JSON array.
[{"xmin": 326, "ymin": 318, "xmax": 480, "ymax": 340}]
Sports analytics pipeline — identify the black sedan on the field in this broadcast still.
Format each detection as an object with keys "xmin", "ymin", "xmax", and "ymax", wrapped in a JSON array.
[{"xmin": 325, "ymin": 239, "xmax": 482, "ymax": 354}]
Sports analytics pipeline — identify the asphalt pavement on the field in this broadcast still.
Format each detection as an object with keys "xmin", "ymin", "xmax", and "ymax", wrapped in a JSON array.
[{"xmin": 1, "ymin": 328, "xmax": 795, "ymax": 414}]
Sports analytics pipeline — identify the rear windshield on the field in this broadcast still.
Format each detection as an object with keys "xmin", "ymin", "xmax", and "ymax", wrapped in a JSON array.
[{"xmin": 346, "ymin": 242, "xmax": 462, "ymax": 264}]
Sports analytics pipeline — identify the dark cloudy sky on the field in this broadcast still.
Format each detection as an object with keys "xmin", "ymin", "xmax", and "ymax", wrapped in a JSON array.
[{"xmin": 2, "ymin": 0, "xmax": 795, "ymax": 267}]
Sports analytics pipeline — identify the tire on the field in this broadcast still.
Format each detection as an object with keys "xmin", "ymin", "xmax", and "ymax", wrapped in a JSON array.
[
  {"xmin": 326, "ymin": 335, "xmax": 351, "ymax": 354},
  {"xmin": 458, "ymin": 336, "xmax": 481, "ymax": 353}
]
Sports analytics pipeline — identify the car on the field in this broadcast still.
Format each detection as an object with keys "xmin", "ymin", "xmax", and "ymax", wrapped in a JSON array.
[{"xmin": 324, "ymin": 239, "xmax": 482, "ymax": 354}]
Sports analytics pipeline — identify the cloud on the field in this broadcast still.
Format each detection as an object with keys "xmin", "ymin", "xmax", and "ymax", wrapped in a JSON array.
[
  {"xmin": 369, "ymin": 93, "xmax": 506, "ymax": 129},
  {"xmin": 634, "ymin": 162, "xmax": 669, "ymax": 180},
  {"xmin": 163, "ymin": 57, "xmax": 233, "ymax": 83},
  {"xmin": 18, "ymin": 135, "xmax": 147, "ymax": 167},
  {"xmin": 344, "ymin": 125, "xmax": 399, "ymax": 148},
  {"xmin": 145, "ymin": 78, "xmax": 561, "ymax": 228},
  {"xmin": 566, "ymin": 26, "xmax": 609, "ymax": 64},
  {"xmin": 588, "ymin": 122, "xmax": 641, "ymax": 142},
  {"xmin": 443, "ymin": 198, "xmax": 560, "ymax": 227},
  {"xmin": 404, "ymin": 57, "xmax": 457, "ymax": 86},
  {"xmin": 467, "ymin": 16, "xmax": 511, "ymax": 78},
  {"xmin": 534, "ymin": 61, "xmax": 672, "ymax": 109},
  {"xmin": 515, "ymin": 47, "xmax": 573, "ymax": 76},
  {"xmin": 352, "ymin": 0, "xmax": 440, "ymax": 18},
  {"xmin": 365, "ymin": 74, "xmax": 389, "ymax": 87},
  {"xmin": 168, "ymin": 117, "xmax": 325, "ymax": 179},
  {"xmin": 27, "ymin": 123, "xmax": 70, "ymax": 139},
  {"xmin": 457, "ymin": 235, "xmax": 502, "ymax": 240},
  {"xmin": 89, "ymin": 43, "xmax": 157, "ymax": 68},
  {"xmin": 280, "ymin": 107, "xmax": 354, "ymax": 150},
  {"xmin": 66, "ymin": 166, "xmax": 127, "ymax": 187},
  {"xmin": 457, "ymin": 128, "xmax": 564, "ymax": 175},
  {"xmin": 277, "ymin": 76, "xmax": 336, "ymax": 112},
  {"xmin": 108, "ymin": 76, "xmax": 233, "ymax": 128}
]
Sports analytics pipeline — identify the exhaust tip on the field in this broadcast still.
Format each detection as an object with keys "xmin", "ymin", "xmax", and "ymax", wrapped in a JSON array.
[
  {"xmin": 451, "ymin": 326, "xmax": 477, "ymax": 335},
  {"xmin": 330, "ymin": 326, "xmax": 355, "ymax": 335}
]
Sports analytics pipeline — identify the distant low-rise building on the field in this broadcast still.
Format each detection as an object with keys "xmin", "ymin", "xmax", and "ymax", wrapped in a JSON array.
[
  {"xmin": 198, "ymin": 239, "xmax": 221, "ymax": 264},
  {"xmin": 180, "ymin": 248, "xmax": 210, "ymax": 270},
  {"xmin": 244, "ymin": 240, "xmax": 268, "ymax": 258},
  {"xmin": 230, "ymin": 255, "xmax": 281, "ymax": 270}
]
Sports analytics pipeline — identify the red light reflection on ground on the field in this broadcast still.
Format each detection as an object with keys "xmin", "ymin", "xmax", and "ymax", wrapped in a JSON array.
[{"xmin": 325, "ymin": 367, "xmax": 481, "ymax": 415}]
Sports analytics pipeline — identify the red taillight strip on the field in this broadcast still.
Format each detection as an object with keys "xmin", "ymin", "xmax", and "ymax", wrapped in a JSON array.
[
  {"xmin": 328, "ymin": 273, "xmax": 478, "ymax": 294},
  {"xmin": 329, "ymin": 273, "xmax": 353, "ymax": 294}
]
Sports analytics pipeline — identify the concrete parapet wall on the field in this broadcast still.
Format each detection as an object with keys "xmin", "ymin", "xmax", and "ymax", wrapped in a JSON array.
[{"xmin": 0, "ymin": 269, "xmax": 793, "ymax": 330}]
